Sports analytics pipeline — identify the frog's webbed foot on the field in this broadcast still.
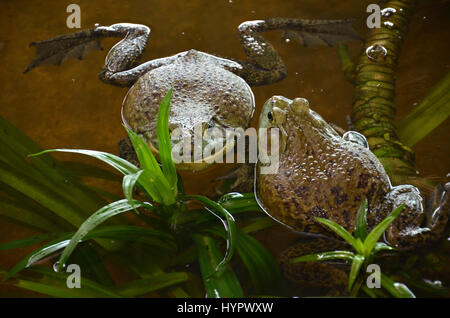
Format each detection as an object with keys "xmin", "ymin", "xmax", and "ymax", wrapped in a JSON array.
[
  {"xmin": 233, "ymin": 18, "xmax": 361, "ymax": 86},
  {"xmin": 279, "ymin": 237, "xmax": 350, "ymax": 296},
  {"xmin": 385, "ymin": 183, "xmax": 449, "ymax": 250},
  {"xmin": 24, "ymin": 28, "xmax": 105, "ymax": 74},
  {"xmin": 25, "ymin": 23, "xmax": 180, "ymax": 87}
]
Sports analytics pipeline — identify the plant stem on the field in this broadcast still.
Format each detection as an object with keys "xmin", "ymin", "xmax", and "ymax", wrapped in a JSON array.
[{"xmin": 349, "ymin": 0, "xmax": 419, "ymax": 181}]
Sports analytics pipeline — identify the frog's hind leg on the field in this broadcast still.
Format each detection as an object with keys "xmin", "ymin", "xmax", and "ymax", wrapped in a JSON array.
[
  {"xmin": 279, "ymin": 237, "xmax": 350, "ymax": 296},
  {"xmin": 234, "ymin": 18, "xmax": 361, "ymax": 86},
  {"xmin": 385, "ymin": 183, "xmax": 449, "ymax": 250},
  {"xmin": 25, "ymin": 23, "xmax": 179, "ymax": 87}
]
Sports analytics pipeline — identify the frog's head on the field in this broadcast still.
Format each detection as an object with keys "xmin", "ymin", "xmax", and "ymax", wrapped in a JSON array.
[{"xmin": 259, "ymin": 96, "xmax": 341, "ymax": 156}]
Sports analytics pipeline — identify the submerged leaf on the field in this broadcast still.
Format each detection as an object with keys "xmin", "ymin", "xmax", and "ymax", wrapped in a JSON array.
[
  {"xmin": 115, "ymin": 272, "xmax": 189, "ymax": 297},
  {"xmin": 56, "ymin": 199, "xmax": 152, "ymax": 271},
  {"xmin": 235, "ymin": 229, "xmax": 281, "ymax": 293},
  {"xmin": 184, "ymin": 195, "xmax": 236, "ymax": 271},
  {"xmin": 193, "ymin": 235, "xmax": 243, "ymax": 298}
]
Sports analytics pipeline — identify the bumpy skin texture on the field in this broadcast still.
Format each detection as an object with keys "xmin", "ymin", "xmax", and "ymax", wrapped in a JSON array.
[
  {"xmin": 256, "ymin": 96, "xmax": 449, "ymax": 292},
  {"xmin": 257, "ymin": 96, "xmax": 392, "ymax": 236},
  {"xmin": 122, "ymin": 50, "xmax": 254, "ymax": 148}
]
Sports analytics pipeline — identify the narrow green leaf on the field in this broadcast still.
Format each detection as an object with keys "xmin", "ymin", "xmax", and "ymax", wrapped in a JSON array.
[
  {"xmin": 29, "ymin": 148, "xmax": 164, "ymax": 205},
  {"xmin": 124, "ymin": 126, "xmax": 174, "ymax": 205},
  {"xmin": 122, "ymin": 169, "xmax": 144, "ymax": 212},
  {"xmin": 291, "ymin": 250, "xmax": 355, "ymax": 264},
  {"xmin": 398, "ymin": 72, "xmax": 450, "ymax": 147},
  {"xmin": 184, "ymin": 195, "xmax": 236, "ymax": 271},
  {"xmin": 363, "ymin": 204, "xmax": 404, "ymax": 257},
  {"xmin": 115, "ymin": 272, "xmax": 189, "ymax": 297},
  {"xmin": 30, "ymin": 148, "xmax": 137, "ymax": 173},
  {"xmin": 56, "ymin": 199, "xmax": 152, "ymax": 271},
  {"xmin": 90, "ymin": 225, "xmax": 177, "ymax": 252},
  {"xmin": 348, "ymin": 254, "xmax": 365, "ymax": 292},
  {"xmin": 193, "ymin": 235, "xmax": 243, "ymax": 298},
  {"xmin": 0, "ymin": 161, "xmax": 87, "ymax": 228},
  {"xmin": 218, "ymin": 192, "xmax": 262, "ymax": 213},
  {"xmin": 315, "ymin": 217, "xmax": 361, "ymax": 254},
  {"xmin": 59, "ymin": 160, "xmax": 122, "ymax": 182},
  {"xmin": 195, "ymin": 192, "xmax": 261, "ymax": 225},
  {"xmin": 3, "ymin": 235, "xmax": 72, "ymax": 282},
  {"xmin": 0, "ymin": 116, "xmax": 110, "ymax": 216},
  {"xmin": 354, "ymin": 200, "xmax": 368, "ymax": 240},
  {"xmin": 372, "ymin": 242, "xmax": 396, "ymax": 254},
  {"xmin": 381, "ymin": 273, "xmax": 416, "ymax": 298},
  {"xmin": 235, "ymin": 229, "xmax": 281, "ymax": 293},
  {"xmin": 3, "ymin": 224, "xmax": 174, "ymax": 282},
  {"xmin": 27, "ymin": 267, "xmax": 121, "ymax": 298},
  {"xmin": 0, "ymin": 196, "xmax": 66, "ymax": 232},
  {"xmin": 0, "ymin": 233, "xmax": 59, "ymax": 251},
  {"xmin": 156, "ymin": 88, "xmax": 178, "ymax": 192}
]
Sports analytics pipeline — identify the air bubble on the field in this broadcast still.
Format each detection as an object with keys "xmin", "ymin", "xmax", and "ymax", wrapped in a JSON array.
[
  {"xmin": 365, "ymin": 44, "xmax": 387, "ymax": 62},
  {"xmin": 381, "ymin": 8, "xmax": 396, "ymax": 17},
  {"xmin": 53, "ymin": 261, "xmax": 66, "ymax": 272},
  {"xmin": 383, "ymin": 21, "xmax": 394, "ymax": 29},
  {"xmin": 343, "ymin": 131, "xmax": 369, "ymax": 148}
]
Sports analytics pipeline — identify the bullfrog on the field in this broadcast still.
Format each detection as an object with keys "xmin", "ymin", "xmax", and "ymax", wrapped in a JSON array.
[
  {"xmin": 255, "ymin": 96, "xmax": 449, "ymax": 294},
  {"xmin": 25, "ymin": 19, "xmax": 360, "ymax": 170}
]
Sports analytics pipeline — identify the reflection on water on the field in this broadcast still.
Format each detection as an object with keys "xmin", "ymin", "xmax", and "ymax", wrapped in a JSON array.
[{"xmin": 0, "ymin": 0, "xmax": 449, "ymax": 296}]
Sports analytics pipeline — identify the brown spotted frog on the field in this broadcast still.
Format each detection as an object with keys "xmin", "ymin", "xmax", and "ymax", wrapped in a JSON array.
[
  {"xmin": 255, "ymin": 96, "xmax": 449, "ymax": 293},
  {"xmin": 25, "ymin": 19, "xmax": 360, "ymax": 170}
]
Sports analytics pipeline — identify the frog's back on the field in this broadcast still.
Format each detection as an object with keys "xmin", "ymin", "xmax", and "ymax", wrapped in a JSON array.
[
  {"xmin": 122, "ymin": 50, "xmax": 254, "ymax": 143},
  {"xmin": 257, "ymin": 124, "xmax": 391, "ymax": 235}
]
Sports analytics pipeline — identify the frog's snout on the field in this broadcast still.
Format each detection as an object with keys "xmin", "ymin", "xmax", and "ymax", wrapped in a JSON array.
[{"xmin": 291, "ymin": 98, "xmax": 309, "ymax": 114}]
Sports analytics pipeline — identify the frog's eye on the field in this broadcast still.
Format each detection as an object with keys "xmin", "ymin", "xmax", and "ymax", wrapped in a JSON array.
[
  {"xmin": 343, "ymin": 131, "xmax": 369, "ymax": 149},
  {"xmin": 267, "ymin": 111, "xmax": 273, "ymax": 121}
]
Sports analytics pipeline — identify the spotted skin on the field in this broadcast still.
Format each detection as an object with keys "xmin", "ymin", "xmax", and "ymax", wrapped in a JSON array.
[{"xmin": 256, "ymin": 96, "xmax": 449, "ymax": 291}]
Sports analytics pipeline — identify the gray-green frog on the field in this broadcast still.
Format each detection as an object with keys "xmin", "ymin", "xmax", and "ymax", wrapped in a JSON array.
[
  {"xmin": 255, "ymin": 96, "xmax": 449, "ymax": 293},
  {"xmin": 25, "ymin": 19, "xmax": 360, "ymax": 171}
]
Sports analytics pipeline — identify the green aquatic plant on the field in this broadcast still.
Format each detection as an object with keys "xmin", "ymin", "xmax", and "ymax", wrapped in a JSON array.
[
  {"xmin": 291, "ymin": 200, "xmax": 416, "ymax": 298},
  {"xmin": 0, "ymin": 89, "xmax": 280, "ymax": 298}
]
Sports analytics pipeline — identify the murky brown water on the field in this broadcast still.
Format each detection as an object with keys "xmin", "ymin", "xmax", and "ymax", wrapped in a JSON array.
[{"xmin": 0, "ymin": 0, "xmax": 449, "ymax": 296}]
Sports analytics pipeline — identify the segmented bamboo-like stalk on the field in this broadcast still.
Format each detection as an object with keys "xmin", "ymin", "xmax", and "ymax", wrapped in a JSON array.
[{"xmin": 348, "ymin": 0, "xmax": 418, "ymax": 182}]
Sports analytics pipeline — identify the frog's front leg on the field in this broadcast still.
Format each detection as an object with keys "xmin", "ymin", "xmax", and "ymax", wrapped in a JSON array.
[
  {"xmin": 384, "ymin": 183, "xmax": 449, "ymax": 250},
  {"xmin": 233, "ymin": 18, "xmax": 360, "ymax": 86}
]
